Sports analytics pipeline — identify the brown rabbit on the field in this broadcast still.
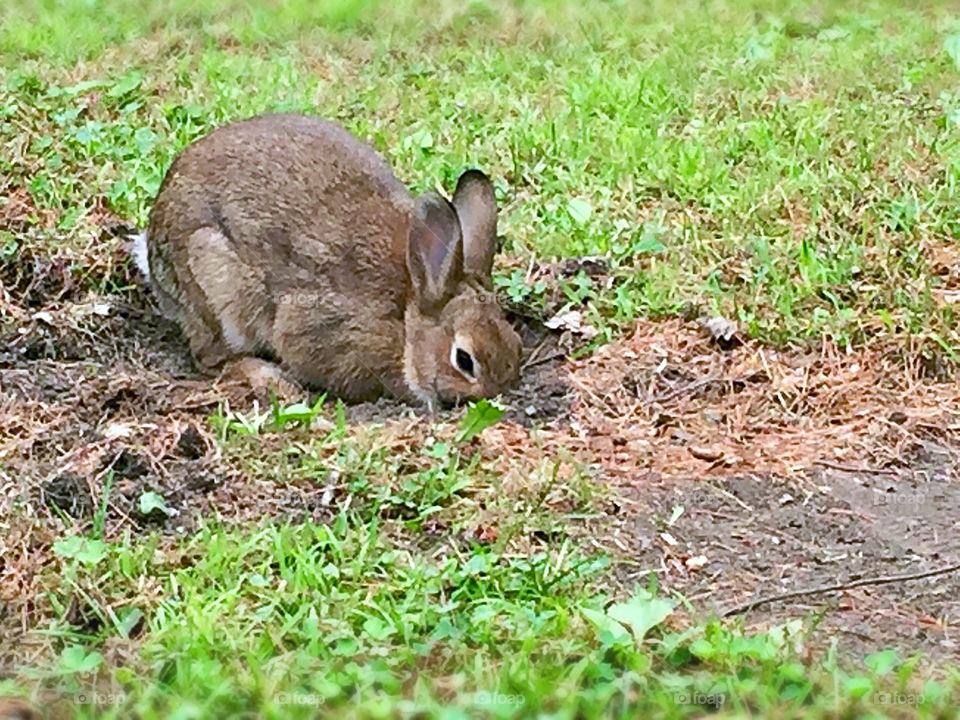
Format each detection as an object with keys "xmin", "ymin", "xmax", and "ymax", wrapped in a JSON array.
[{"xmin": 132, "ymin": 114, "xmax": 522, "ymax": 409}]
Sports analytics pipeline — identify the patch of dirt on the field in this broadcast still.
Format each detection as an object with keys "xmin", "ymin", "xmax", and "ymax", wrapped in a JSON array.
[
  {"xmin": 503, "ymin": 317, "xmax": 574, "ymax": 425},
  {"xmin": 518, "ymin": 319, "xmax": 960, "ymax": 480},
  {"xmin": 601, "ymin": 458, "xmax": 960, "ymax": 661}
]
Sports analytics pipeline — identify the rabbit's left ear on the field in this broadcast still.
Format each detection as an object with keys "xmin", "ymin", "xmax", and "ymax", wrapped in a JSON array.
[
  {"xmin": 452, "ymin": 169, "xmax": 497, "ymax": 281},
  {"xmin": 407, "ymin": 192, "xmax": 463, "ymax": 311}
]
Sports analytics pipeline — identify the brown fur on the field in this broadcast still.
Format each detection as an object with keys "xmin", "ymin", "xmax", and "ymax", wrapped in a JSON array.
[{"xmin": 143, "ymin": 114, "xmax": 521, "ymax": 406}]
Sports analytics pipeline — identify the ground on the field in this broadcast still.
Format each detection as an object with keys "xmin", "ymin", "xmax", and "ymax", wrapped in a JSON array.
[{"xmin": 2, "ymin": 0, "xmax": 960, "ymax": 718}]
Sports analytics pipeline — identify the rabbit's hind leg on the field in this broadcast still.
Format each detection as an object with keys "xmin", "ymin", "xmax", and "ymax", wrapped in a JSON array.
[
  {"xmin": 178, "ymin": 228, "xmax": 301, "ymax": 402},
  {"xmin": 180, "ymin": 226, "xmax": 274, "ymax": 371},
  {"xmin": 220, "ymin": 356, "xmax": 304, "ymax": 403}
]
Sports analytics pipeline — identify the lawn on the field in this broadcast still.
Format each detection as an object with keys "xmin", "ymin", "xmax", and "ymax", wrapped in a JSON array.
[{"xmin": 1, "ymin": 0, "xmax": 960, "ymax": 718}]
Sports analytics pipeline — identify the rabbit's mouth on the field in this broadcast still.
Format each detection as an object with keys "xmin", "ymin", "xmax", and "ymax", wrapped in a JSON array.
[
  {"xmin": 432, "ymin": 379, "xmax": 464, "ymax": 410},
  {"xmin": 435, "ymin": 386, "xmax": 490, "ymax": 411},
  {"xmin": 431, "ymin": 379, "xmax": 466, "ymax": 410}
]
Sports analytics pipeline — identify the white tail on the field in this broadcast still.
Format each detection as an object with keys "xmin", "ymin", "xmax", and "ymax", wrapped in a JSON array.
[{"xmin": 129, "ymin": 230, "xmax": 150, "ymax": 281}]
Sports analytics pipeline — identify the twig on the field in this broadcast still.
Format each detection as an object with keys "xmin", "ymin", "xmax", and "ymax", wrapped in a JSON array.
[
  {"xmin": 523, "ymin": 351, "xmax": 567, "ymax": 370},
  {"xmin": 569, "ymin": 376, "xmax": 625, "ymax": 418},
  {"xmin": 521, "ymin": 334, "xmax": 551, "ymax": 367},
  {"xmin": 703, "ymin": 481, "xmax": 754, "ymax": 513},
  {"xmin": 722, "ymin": 562, "xmax": 960, "ymax": 617},
  {"xmin": 814, "ymin": 459, "xmax": 897, "ymax": 476},
  {"xmin": 651, "ymin": 375, "xmax": 722, "ymax": 404}
]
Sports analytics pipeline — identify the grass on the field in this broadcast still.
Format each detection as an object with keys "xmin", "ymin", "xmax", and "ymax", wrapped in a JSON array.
[
  {"xmin": 17, "ymin": 516, "xmax": 960, "ymax": 719},
  {"xmin": 4, "ymin": 0, "xmax": 960, "ymax": 349},
  {"xmin": 3, "ymin": 0, "xmax": 960, "ymax": 717}
]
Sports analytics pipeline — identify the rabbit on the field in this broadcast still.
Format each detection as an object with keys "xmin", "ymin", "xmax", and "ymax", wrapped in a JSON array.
[{"xmin": 132, "ymin": 113, "xmax": 522, "ymax": 409}]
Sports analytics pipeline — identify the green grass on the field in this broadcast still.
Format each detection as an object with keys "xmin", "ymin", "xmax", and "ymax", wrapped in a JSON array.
[
  {"xmin": 4, "ymin": 0, "xmax": 960, "ymax": 349},
  {"xmin": 4, "ymin": 0, "xmax": 960, "ymax": 717},
  {"xmin": 19, "ymin": 515, "xmax": 960, "ymax": 719}
]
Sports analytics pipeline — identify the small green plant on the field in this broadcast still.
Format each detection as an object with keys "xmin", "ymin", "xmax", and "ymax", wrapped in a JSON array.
[
  {"xmin": 456, "ymin": 398, "xmax": 505, "ymax": 444},
  {"xmin": 54, "ymin": 645, "xmax": 103, "ymax": 677},
  {"xmin": 495, "ymin": 268, "xmax": 548, "ymax": 310},
  {"xmin": 209, "ymin": 394, "xmax": 326, "ymax": 438},
  {"xmin": 582, "ymin": 588, "xmax": 676, "ymax": 648},
  {"xmin": 52, "ymin": 535, "xmax": 108, "ymax": 566},
  {"xmin": 138, "ymin": 490, "xmax": 171, "ymax": 517}
]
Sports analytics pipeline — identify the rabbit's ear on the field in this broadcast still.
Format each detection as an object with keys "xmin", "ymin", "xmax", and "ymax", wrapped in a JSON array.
[
  {"xmin": 452, "ymin": 169, "xmax": 497, "ymax": 281},
  {"xmin": 408, "ymin": 192, "xmax": 463, "ymax": 311}
]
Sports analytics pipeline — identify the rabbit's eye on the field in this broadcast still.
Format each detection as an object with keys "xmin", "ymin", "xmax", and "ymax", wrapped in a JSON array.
[{"xmin": 454, "ymin": 347, "xmax": 477, "ymax": 380}]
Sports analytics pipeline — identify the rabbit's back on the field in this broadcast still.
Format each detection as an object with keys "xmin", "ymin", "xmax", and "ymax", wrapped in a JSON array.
[{"xmin": 148, "ymin": 114, "xmax": 414, "ymax": 303}]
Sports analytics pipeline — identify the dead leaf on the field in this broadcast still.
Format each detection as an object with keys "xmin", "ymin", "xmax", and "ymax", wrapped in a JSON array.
[
  {"xmin": 102, "ymin": 423, "xmax": 133, "ymax": 440},
  {"xmin": 700, "ymin": 315, "xmax": 741, "ymax": 348},
  {"xmin": 473, "ymin": 525, "xmax": 499, "ymax": 544},
  {"xmin": 545, "ymin": 309, "xmax": 599, "ymax": 339},
  {"xmin": 689, "ymin": 445, "xmax": 724, "ymax": 462}
]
